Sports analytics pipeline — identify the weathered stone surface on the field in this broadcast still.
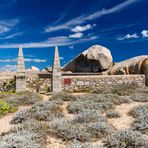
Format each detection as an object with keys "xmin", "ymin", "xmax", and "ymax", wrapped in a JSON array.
[
  {"xmin": 62, "ymin": 45, "xmax": 113, "ymax": 72},
  {"xmin": 52, "ymin": 46, "xmax": 62, "ymax": 92},
  {"xmin": 63, "ymin": 75, "xmax": 145, "ymax": 92},
  {"xmin": 108, "ymin": 55, "xmax": 148, "ymax": 75},
  {"xmin": 16, "ymin": 46, "xmax": 26, "ymax": 92},
  {"xmin": 142, "ymin": 58, "xmax": 148, "ymax": 86}
]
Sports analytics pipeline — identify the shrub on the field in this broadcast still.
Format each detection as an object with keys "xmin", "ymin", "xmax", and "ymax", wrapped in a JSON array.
[
  {"xmin": 106, "ymin": 110, "xmax": 121, "ymax": 118},
  {"xmin": 131, "ymin": 93, "xmax": 148, "ymax": 102},
  {"xmin": 0, "ymin": 130, "xmax": 39, "ymax": 148},
  {"xmin": 10, "ymin": 108, "xmax": 30, "ymax": 124},
  {"xmin": 73, "ymin": 109, "xmax": 106, "ymax": 123},
  {"xmin": 67, "ymin": 140, "xmax": 93, "ymax": 148},
  {"xmin": 87, "ymin": 122, "xmax": 115, "ymax": 139},
  {"xmin": 129, "ymin": 105, "xmax": 148, "ymax": 118},
  {"xmin": 129, "ymin": 105, "xmax": 148, "ymax": 134},
  {"xmin": 0, "ymin": 99, "xmax": 17, "ymax": 116},
  {"xmin": 30, "ymin": 101, "xmax": 64, "ymax": 121},
  {"xmin": 4, "ymin": 91, "xmax": 43, "ymax": 106},
  {"xmin": 104, "ymin": 129, "xmax": 148, "ymax": 147},
  {"xmin": 0, "ymin": 120, "xmax": 48, "ymax": 147},
  {"xmin": 66, "ymin": 93, "xmax": 130, "ymax": 115},
  {"xmin": 50, "ymin": 92, "xmax": 76, "ymax": 102},
  {"xmin": 48, "ymin": 118, "xmax": 93, "ymax": 142}
]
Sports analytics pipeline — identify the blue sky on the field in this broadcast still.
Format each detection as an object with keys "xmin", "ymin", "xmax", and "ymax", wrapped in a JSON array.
[{"xmin": 0, "ymin": 0, "xmax": 147, "ymax": 71}]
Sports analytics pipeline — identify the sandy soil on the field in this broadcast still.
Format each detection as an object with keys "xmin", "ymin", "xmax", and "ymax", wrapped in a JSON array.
[{"xmin": 108, "ymin": 102, "xmax": 148, "ymax": 130}]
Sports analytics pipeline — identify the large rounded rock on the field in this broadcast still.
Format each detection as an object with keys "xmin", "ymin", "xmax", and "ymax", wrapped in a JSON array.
[
  {"xmin": 108, "ymin": 55, "xmax": 148, "ymax": 75},
  {"xmin": 62, "ymin": 45, "xmax": 113, "ymax": 72}
]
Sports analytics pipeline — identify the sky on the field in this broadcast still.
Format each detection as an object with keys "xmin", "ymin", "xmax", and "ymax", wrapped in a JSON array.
[{"xmin": 0, "ymin": 0, "xmax": 147, "ymax": 71}]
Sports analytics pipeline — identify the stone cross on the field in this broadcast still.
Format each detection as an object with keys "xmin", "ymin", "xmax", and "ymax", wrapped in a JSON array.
[
  {"xmin": 51, "ymin": 46, "xmax": 62, "ymax": 92},
  {"xmin": 16, "ymin": 45, "xmax": 26, "ymax": 92}
]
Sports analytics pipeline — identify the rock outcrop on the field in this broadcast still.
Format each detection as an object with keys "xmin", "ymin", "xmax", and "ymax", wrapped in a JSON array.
[
  {"xmin": 62, "ymin": 45, "xmax": 113, "ymax": 72},
  {"xmin": 108, "ymin": 56, "xmax": 148, "ymax": 75}
]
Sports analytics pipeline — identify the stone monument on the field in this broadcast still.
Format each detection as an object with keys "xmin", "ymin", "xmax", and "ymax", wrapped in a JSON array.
[
  {"xmin": 16, "ymin": 45, "xmax": 26, "ymax": 92},
  {"xmin": 51, "ymin": 46, "xmax": 62, "ymax": 92}
]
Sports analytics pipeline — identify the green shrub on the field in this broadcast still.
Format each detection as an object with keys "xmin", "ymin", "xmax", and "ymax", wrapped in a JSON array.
[
  {"xmin": 104, "ymin": 129, "xmax": 148, "ymax": 147},
  {"xmin": 0, "ymin": 99, "xmax": 17, "ymax": 116}
]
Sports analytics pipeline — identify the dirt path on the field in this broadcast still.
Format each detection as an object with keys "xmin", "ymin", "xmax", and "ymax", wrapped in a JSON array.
[{"xmin": 108, "ymin": 102, "xmax": 148, "ymax": 130}]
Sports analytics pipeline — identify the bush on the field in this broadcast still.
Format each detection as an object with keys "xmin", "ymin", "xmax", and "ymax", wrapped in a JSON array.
[
  {"xmin": 104, "ymin": 129, "xmax": 148, "ymax": 147},
  {"xmin": 4, "ymin": 91, "xmax": 43, "ymax": 106},
  {"xmin": 50, "ymin": 92, "xmax": 76, "ymax": 102},
  {"xmin": 0, "ymin": 120, "xmax": 48, "ymax": 147},
  {"xmin": 67, "ymin": 140, "xmax": 93, "ymax": 148},
  {"xmin": 48, "ymin": 118, "xmax": 93, "ymax": 142},
  {"xmin": 106, "ymin": 110, "xmax": 121, "ymax": 118},
  {"xmin": 131, "ymin": 93, "xmax": 148, "ymax": 102},
  {"xmin": 30, "ymin": 101, "xmax": 64, "ymax": 121},
  {"xmin": 67, "ymin": 94, "xmax": 116, "ymax": 114},
  {"xmin": 0, "ymin": 99, "xmax": 17, "ymax": 117},
  {"xmin": 73, "ymin": 109, "xmax": 106, "ymax": 123},
  {"xmin": 10, "ymin": 109, "xmax": 30, "ymax": 124},
  {"xmin": 87, "ymin": 122, "xmax": 115, "ymax": 139},
  {"xmin": 129, "ymin": 105, "xmax": 148, "ymax": 134},
  {"xmin": 0, "ymin": 130, "xmax": 39, "ymax": 148}
]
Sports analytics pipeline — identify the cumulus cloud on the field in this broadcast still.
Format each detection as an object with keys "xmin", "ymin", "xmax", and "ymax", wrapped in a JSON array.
[
  {"xmin": 141, "ymin": 30, "xmax": 148, "ymax": 38},
  {"xmin": 69, "ymin": 32, "xmax": 83, "ymax": 38},
  {"xmin": 117, "ymin": 33, "xmax": 139, "ymax": 40},
  {"xmin": 71, "ymin": 24, "xmax": 96, "ymax": 32}
]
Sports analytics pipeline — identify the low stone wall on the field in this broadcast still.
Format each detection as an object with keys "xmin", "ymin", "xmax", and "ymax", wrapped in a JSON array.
[{"xmin": 62, "ymin": 75, "xmax": 145, "ymax": 92}]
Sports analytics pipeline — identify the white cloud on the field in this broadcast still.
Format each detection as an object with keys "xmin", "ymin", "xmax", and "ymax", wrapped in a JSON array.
[
  {"xmin": 71, "ymin": 24, "xmax": 96, "ymax": 32},
  {"xmin": 69, "ymin": 46, "xmax": 74, "ymax": 49},
  {"xmin": 69, "ymin": 32, "xmax": 83, "ymax": 38},
  {"xmin": 44, "ymin": 0, "xmax": 139, "ymax": 33},
  {"xmin": 24, "ymin": 58, "xmax": 46, "ymax": 63},
  {"xmin": 60, "ymin": 57, "xmax": 64, "ymax": 60},
  {"xmin": 0, "ymin": 35, "xmax": 98, "ymax": 48},
  {"xmin": 117, "ymin": 33, "xmax": 139, "ymax": 40},
  {"xmin": 141, "ymin": 30, "xmax": 148, "ymax": 38},
  {"xmin": 0, "ymin": 19, "xmax": 19, "ymax": 34},
  {"xmin": 0, "ymin": 65, "xmax": 16, "ymax": 71},
  {"xmin": 0, "ymin": 32, "xmax": 23, "ymax": 40},
  {"xmin": 0, "ymin": 58, "xmax": 46, "ymax": 63}
]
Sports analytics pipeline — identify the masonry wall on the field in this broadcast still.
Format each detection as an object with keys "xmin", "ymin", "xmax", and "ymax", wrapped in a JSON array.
[{"xmin": 62, "ymin": 75, "xmax": 145, "ymax": 92}]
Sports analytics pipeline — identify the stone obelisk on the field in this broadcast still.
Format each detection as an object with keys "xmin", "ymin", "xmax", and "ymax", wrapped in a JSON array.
[
  {"xmin": 16, "ymin": 45, "xmax": 26, "ymax": 92},
  {"xmin": 51, "ymin": 46, "xmax": 62, "ymax": 92}
]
